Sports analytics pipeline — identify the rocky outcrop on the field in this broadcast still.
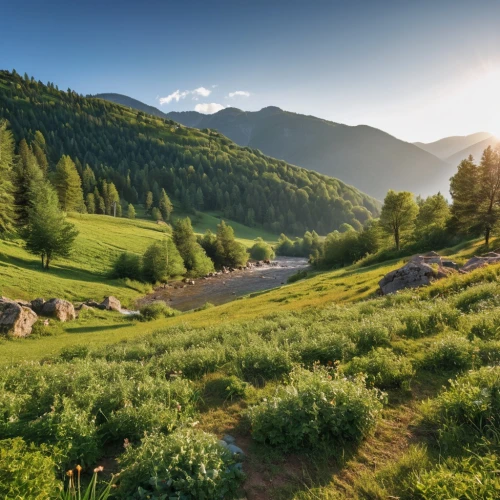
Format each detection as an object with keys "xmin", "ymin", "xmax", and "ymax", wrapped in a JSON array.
[
  {"xmin": 0, "ymin": 298, "xmax": 38, "ymax": 337},
  {"xmin": 30, "ymin": 298, "xmax": 45, "ymax": 314},
  {"xmin": 42, "ymin": 298, "xmax": 76, "ymax": 322},
  {"xmin": 379, "ymin": 261, "xmax": 436, "ymax": 295},
  {"xmin": 462, "ymin": 252, "xmax": 500, "ymax": 272},
  {"xmin": 100, "ymin": 296, "xmax": 121, "ymax": 311}
]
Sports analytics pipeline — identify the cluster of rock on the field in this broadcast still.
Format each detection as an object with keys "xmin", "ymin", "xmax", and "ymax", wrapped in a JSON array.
[
  {"xmin": 80, "ymin": 296, "xmax": 122, "ymax": 312},
  {"xmin": 0, "ymin": 295, "xmax": 122, "ymax": 337},
  {"xmin": 379, "ymin": 250, "xmax": 500, "ymax": 295}
]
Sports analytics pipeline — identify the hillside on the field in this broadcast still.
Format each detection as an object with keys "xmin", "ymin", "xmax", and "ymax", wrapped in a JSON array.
[
  {"xmin": 91, "ymin": 92, "xmax": 170, "ymax": 120},
  {"xmin": 414, "ymin": 131, "xmax": 493, "ymax": 160},
  {"xmin": 166, "ymin": 107, "xmax": 454, "ymax": 199},
  {"xmin": 446, "ymin": 135, "xmax": 500, "ymax": 165},
  {"xmin": 0, "ymin": 71, "xmax": 379, "ymax": 235}
]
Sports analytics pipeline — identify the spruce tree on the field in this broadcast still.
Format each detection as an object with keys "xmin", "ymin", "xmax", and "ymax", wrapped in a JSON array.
[
  {"xmin": 23, "ymin": 180, "xmax": 79, "ymax": 268},
  {"xmin": 0, "ymin": 121, "xmax": 16, "ymax": 233},
  {"xmin": 54, "ymin": 155, "xmax": 85, "ymax": 212},
  {"xmin": 127, "ymin": 203, "xmax": 136, "ymax": 219},
  {"xmin": 159, "ymin": 189, "xmax": 173, "ymax": 221},
  {"xmin": 145, "ymin": 191, "xmax": 153, "ymax": 213}
]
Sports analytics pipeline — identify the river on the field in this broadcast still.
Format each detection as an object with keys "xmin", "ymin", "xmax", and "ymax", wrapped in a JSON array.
[{"xmin": 137, "ymin": 257, "xmax": 309, "ymax": 312}]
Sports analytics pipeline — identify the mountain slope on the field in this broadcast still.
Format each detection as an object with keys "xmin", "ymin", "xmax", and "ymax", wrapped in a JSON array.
[
  {"xmin": 446, "ymin": 136, "xmax": 500, "ymax": 166},
  {"xmin": 168, "ymin": 107, "xmax": 453, "ymax": 199},
  {"xmin": 414, "ymin": 132, "xmax": 493, "ymax": 160},
  {"xmin": 0, "ymin": 70, "xmax": 379, "ymax": 235},
  {"xmin": 91, "ymin": 93, "xmax": 170, "ymax": 120}
]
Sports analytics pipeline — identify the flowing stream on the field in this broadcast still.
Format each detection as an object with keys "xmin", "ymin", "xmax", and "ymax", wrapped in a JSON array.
[{"xmin": 137, "ymin": 257, "xmax": 309, "ymax": 312}]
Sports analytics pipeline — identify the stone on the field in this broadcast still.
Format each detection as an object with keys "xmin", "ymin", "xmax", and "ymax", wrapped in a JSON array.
[
  {"xmin": 218, "ymin": 439, "xmax": 229, "ymax": 448},
  {"xmin": 227, "ymin": 444, "xmax": 245, "ymax": 455},
  {"xmin": 379, "ymin": 261, "xmax": 436, "ymax": 295},
  {"xmin": 0, "ymin": 298, "xmax": 38, "ymax": 337},
  {"xmin": 101, "ymin": 296, "xmax": 121, "ymax": 311},
  {"xmin": 223, "ymin": 434, "xmax": 236, "ymax": 444},
  {"xmin": 462, "ymin": 253, "xmax": 500, "ymax": 273},
  {"xmin": 86, "ymin": 300, "xmax": 106, "ymax": 310},
  {"xmin": 15, "ymin": 299, "xmax": 32, "ymax": 308},
  {"xmin": 41, "ymin": 298, "xmax": 76, "ymax": 322},
  {"xmin": 30, "ymin": 297, "xmax": 45, "ymax": 314}
]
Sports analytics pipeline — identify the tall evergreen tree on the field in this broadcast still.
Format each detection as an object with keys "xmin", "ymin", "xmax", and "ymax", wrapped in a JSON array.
[
  {"xmin": 0, "ymin": 121, "xmax": 16, "ymax": 233},
  {"xmin": 145, "ymin": 191, "xmax": 153, "ymax": 213},
  {"xmin": 23, "ymin": 180, "xmax": 79, "ymax": 268},
  {"xmin": 159, "ymin": 188, "xmax": 173, "ymax": 221},
  {"xmin": 54, "ymin": 155, "xmax": 85, "ymax": 212}
]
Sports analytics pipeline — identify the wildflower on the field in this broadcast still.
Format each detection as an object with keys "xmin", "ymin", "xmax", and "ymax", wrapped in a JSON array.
[
  {"xmin": 177, "ymin": 404, "xmax": 182, "ymax": 412},
  {"xmin": 76, "ymin": 465, "xmax": 82, "ymax": 472},
  {"xmin": 124, "ymin": 438, "xmax": 130, "ymax": 448},
  {"xmin": 94, "ymin": 466, "xmax": 104, "ymax": 473}
]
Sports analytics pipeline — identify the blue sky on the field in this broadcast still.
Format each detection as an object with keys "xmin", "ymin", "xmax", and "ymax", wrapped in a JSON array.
[{"xmin": 2, "ymin": 0, "xmax": 500, "ymax": 142}]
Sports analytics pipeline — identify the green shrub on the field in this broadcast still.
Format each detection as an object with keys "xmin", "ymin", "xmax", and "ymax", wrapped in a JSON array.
[
  {"xmin": 236, "ymin": 344, "xmax": 293, "ymax": 385},
  {"xmin": 59, "ymin": 345, "xmax": 90, "ymax": 361},
  {"xmin": 287, "ymin": 269, "xmax": 308, "ymax": 284},
  {"xmin": 297, "ymin": 333, "xmax": 356, "ymax": 366},
  {"xmin": 414, "ymin": 454, "xmax": 500, "ymax": 499},
  {"xmin": 246, "ymin": 367, "xmax": 383, "ymax": 452},
  {"xmin": 468, "ymin": 311, "xmax": 500, "ymax": 340},
  {"xmin": 345, "ymin": 348, "xmax": 415, "ymax": 389},
  {"xmin": 0, "ymin": 438, "xmax": 60, "ymax": 499},
  {"xmin": 454, "ymin": 283, "xmax": 500, "ymax": 313},
  {"xmin": 426, "ymin": 366, "xmax": 500, "ymax": 447},
  {"xmin": 421, "ymin": 334, "xmax": 474, "ymax": 372},
  {"xmin": 117, "ymin": 428, "xmax": 245, "ymax": 499},
  {"xmin": 111, "ymin": 252, "xmax": 142, "ymax": 281},
  {"xmin": 139, "ymin": 301, "xmax": 178, "ymax": 321},
  {"xmin": 249, "ymin": 237, "xmax": 275, "ymax": 261},
  {"xmin": 354, "ymin": 324, "xmax": 391, "ymax": 352}
]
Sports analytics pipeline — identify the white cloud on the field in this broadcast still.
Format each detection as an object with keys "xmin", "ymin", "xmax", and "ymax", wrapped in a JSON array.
[
  {"xmin": 159, "ymin": 86, "xmax": 211, "ymax": 105},
  {"xmin": 159, "ymin": 90, "xmax": 188, "ymax": 105},
  {"xmin": 192, "ymin": 87, "xmax": 211, "ymax": 97},
  {"xmin": 227, "ymin": 90, "xmax": 250, "ymax": 98},
  {"xmin": 212, "ymin": 84, "xmax": 218, "ymax": 88},
  {"xmin": 195, "ymin": 103, "xmax": 225, "ymax": 114}
]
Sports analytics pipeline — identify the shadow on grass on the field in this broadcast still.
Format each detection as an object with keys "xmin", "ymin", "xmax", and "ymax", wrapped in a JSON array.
[{"xmin": 64, "ymin": 324, "xmax": 131, "ymax": 334}]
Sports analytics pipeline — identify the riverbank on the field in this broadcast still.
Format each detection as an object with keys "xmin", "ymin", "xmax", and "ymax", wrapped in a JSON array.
[{"xmin": 136, "ymin": 257, "xmax": 310, "ymax": 311}]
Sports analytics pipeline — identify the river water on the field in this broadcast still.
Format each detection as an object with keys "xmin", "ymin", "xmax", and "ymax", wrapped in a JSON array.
[{"xmin": 137, "ymin": 257, "xmax": 309, "ymax": 312}]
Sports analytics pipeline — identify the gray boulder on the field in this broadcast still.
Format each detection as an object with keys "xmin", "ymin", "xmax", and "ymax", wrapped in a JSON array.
[
  {"xmin": 0, "ymin": 298, "xmax": 38, "ymax": 337},
  {"xmin": 379, "ymin": 261, "xmax": 436, "ymax": 295},
  {"xmin": 42, "ymin": 298, "xmax": 76, "ymax": 322},
  {"xmin": 30, "ymin": 297, "xmax": 45, "ymax": 314},
  {"xmin": 462, "ymin": 253, "xmax": 500, "ymax": 273},
  {"xmin": 100, "ymin": 296, "xmax": 121, "ymax": 311}
]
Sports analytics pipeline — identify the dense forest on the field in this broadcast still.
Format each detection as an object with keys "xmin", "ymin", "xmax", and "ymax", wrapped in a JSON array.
[{"xmin": 0, "ymin": 70, "xmax": 379, "ymax": 235}]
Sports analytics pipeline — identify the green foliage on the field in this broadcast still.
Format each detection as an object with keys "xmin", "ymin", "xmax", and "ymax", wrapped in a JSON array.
[
  {"xmin": 0, "ymin": 437, "xmax": 60, "ymax": 499},
  {"xmin": 60, "ymin": 467, "xmax": 114, "ymax": 500},
  {"xmin": 158, "ymin": 188, "xmax": 173, "ymax": 221},
  {"xmin": 249, "ymin": 237, "xmax": 275, "ymax": 261},
  {"xmin": 54, "ymin": 155, "xmax": 85, "ymax": 212},
  {"xmin": 0, "ymin": 120, "xmax": 15, "ymax": 233},
  {"xmin": 142, "ymin": 239, "xmax": 186, "ymax": 283},
  {"xmin": 111, "ymin": 251, "xmax": 142, "ymax": 280},
  {"xmin": 127, "ymin": 203, "xmax": 136, "ymax": 219},
  {"xmin": 214, "ymin": 220, "xmax": 249, "ymax": 268},
  {"xmin": 287, "ymin": 269, "xmax": 309, "ymax": 283},
  {"xmin": 454, "ymin": 282, "xmax": 500, "ymax": 313},
  {"xmin": 379, "ymin": 190, "xmax": 419, "ymax": 250},
  {"xmin": 22, "ymin": 180, "xmax": 79, "ymax": 268},
  {"xmin": 421, "ymin": 334, "xmax": 474, "ymax": 372},
  {"xmin": 246, "ymin": 367, "xmax": 383, "ymax": 452},
  {"xmin": 344, "ymin": 348, "xmax": 415, "ymax": 389},
  {"xmin": 173, "ymin": 217, "xmax": 214, "ymax": 277},
  {"xmin": 117, "ymin": 429, "xmax": 245, "ymax": 499},
  {"xmin": 139, "ymin": 301, "xmax": 178, "ymax": 321}
]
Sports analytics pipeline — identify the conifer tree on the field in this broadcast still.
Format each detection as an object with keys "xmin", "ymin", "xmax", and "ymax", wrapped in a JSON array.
[
  {"xmin": 54, "ymin": 155, "xmax": 85, "ymax": 212},
  {"xmin": 142, "ymin": 239, "xmax": 186, "ymax": 283},
  {"xmin": 127, "ymin": 203, "xmax": 136, "ymax": 219},
  {"xmin": 145, "ymin": 191, "xmax": 153, "ymax": 213},
  {"xmin": 23, "ymin": 180, "xmax": 79, "ymax": 268},
  {"xmin": 159, "ymin": 189, "xmax": 173, "ymax": 221},
  {"xmin": 0, "ymin": 121, "xmax": 16, "ymax": 233},
  {"xmin": 214, "ymin": 220, "xmax": 248, "ymax": 268}
]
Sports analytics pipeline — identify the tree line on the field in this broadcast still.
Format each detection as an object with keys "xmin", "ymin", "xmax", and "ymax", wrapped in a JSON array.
[
  {"xmin": 276, "ymin": 146, "xmax": 500, "ymax": 267},
  {"xmin": 0, "ymin": 69, "xmax": 379, "ymax": 235}
]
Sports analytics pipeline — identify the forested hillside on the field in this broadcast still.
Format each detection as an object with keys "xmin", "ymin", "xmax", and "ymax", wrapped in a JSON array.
[{"xmin": 0, "ymin": 70, "xmax": 379, "ymax": 235}]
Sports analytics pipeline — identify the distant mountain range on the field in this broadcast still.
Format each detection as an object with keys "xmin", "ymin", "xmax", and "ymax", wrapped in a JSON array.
[
  {"xmin": 94, "ymin": 93, "xmax": 492, "ymax": 199},
  {"xmin": 414, "ymin": 132, "xmax": 497, "ymax": 163}
]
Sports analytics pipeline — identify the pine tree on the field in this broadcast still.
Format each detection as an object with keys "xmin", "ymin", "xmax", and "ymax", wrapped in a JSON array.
[
  {"xmin": 31, "ymin": 131, "xmax": 48, "ymax": 174},
  {"xmin": 0, "ymin": 121, "xmax": 16, "ymax": 233},
  {"xmin": 159, "ymin": 189, "xmax": 173, "ymax": 221},
  {"xmin": 145, "ymin": 191, "xmax": 153, "ymax": 213},
  {"xmin": 23, "ymin": 180, "xmax": 79, "ymax": 268},
  {"xmin": 54, "ymin": 155, "xmax": 85, "ymax": 212},
  {"xmin": 86, "ymin": 193, "xmax": 96, "ymax": 214},
  {"xmin": 127, "ymin": 203, "xmax": 136, "ymax": 219},
  {"xmin": 12, "ymin": 139, "xmax": 44, "ymax": 226}
]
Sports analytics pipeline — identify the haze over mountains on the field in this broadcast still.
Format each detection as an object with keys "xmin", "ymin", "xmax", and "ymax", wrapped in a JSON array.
[{"xmin": 94, "ymin": 93, "xmax": 496, "ymax": 200}]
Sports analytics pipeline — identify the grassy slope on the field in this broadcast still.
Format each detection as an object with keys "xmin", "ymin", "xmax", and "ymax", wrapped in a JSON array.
[
  {"xmin": 1, "ymin": 236, "xmax": 494, "ymax": 366},
  {"xmin": 0, "ymin": 212, "xmax": 277, "ymax": 309}
]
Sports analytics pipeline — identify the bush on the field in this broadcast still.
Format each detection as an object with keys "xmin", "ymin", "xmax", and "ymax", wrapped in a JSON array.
[
  {"xmin": 287, "ymin": 269, "xmax": 309, "ymax": 283},
  {"xmin": 297, "ymin": 333, "xmax": 356, "ymax": 366},
  {"xmin": 468, "ymin": 311, "xmax": 500, "ymax": 340},
  {"xmin": 139, "ymin": 301, "xmax": 178, "ymax": 321},
  {"xmin": 414, "ymin": 454, "xmax": 500, "ymax": 500},
  {"xmin": 111, "ymin": 252, "xmax": 142, "ymax": 281},
  {"xmin": 421, "ymin": 334, "xmax": 474, "ymax": 372},
  {"xmin": 0, "ymin": 438, "xmax": 60, "ymax": 499},
  {"xmin": 246, "ymin": 367, "xmax": 383, "ymax": 452},
  {"xmin": 426, "ymin": 366, "xmax": 500, "ymax": 447},
  {"xmin": 354, "ymin": 323, "xmax": 392, "ymax": 352},
  {"xmin": 344, "ymin": 348, "xmax": 415, "ymax": 389},
  {"xmin": 117, "ymin": 429, "xmax": 245, "ymax": 499},
  {"xmin": 454, "ymin": 283, "xmax": 500, "ymax": 313},
  {"xmin": 249, "ymin": 238, "xmax": 275, "ymax": 261}
]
